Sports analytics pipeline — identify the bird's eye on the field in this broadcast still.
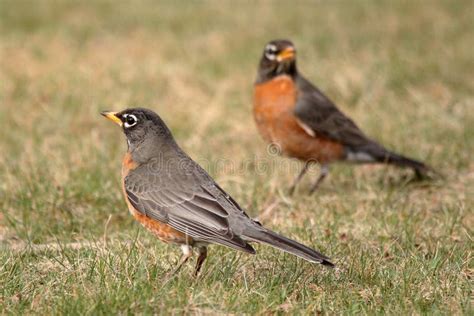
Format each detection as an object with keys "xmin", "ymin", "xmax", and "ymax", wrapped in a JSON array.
[
  {"xmin": 123, "ymin": 114, "xmax": 138, "ymax": 128},
  {"xmin": 265, "ymin": 44, "xmax": 278, "ymax": 60},
  {"xmin": 265, "ymin": 44, "xmax": 277, "ymax": 53}
]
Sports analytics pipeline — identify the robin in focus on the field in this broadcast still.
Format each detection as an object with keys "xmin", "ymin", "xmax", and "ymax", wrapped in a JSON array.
[
  {"xmin": 253, "ymin": 39, "xmax": 435, "ymax": 194},
  {"xmin": 101, "ymin": 108, "xmax": 334, "ymax": 276}
]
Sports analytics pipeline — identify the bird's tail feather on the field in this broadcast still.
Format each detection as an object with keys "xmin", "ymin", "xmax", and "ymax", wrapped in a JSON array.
[
  {"xmin": 359, "ymin": 142, "xmax": 436, "ymax": 178},
  {"xmin": 379, "ymin": 150, "xmax": 435, "ymax": 178},
  {"xmin": 243, "ymin": 227, "xmax": 334, "ymax": 267}
]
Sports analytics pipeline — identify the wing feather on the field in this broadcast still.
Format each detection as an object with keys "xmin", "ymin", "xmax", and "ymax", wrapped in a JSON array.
[
  {"xmin": 124, "ymin": 161, "xmax": 254, "ymax": 253},
  {"xmin": 294, "ymin": 76, "xmax": 374, "ymax": 149}
]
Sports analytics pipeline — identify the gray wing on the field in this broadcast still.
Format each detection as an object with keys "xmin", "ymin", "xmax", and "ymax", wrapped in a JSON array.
[
  {"xmin": 294, "ymin": 76, "xmax": 377, "ymax": 150},
  {"xmin": 124, "ymin": 157, "xmax": 255, "ymax": 253}
]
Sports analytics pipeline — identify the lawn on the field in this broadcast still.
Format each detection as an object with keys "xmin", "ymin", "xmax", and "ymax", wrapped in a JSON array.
[{"xmin": 0, "ymin": 0, "xmax": 472, "ymax": 314}]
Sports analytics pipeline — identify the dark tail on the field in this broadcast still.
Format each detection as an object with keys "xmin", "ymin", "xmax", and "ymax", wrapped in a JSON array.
[
  {"xmin": 381, "ymin": 150, "xmax": 434, "ymax": 178},
  {"xmin": 359, "ymin": 142, "xmax": 436, "ymax": 178},
  {"xmin": 243, "ymin": 227, "xmax": 334, "ymax": 267}
]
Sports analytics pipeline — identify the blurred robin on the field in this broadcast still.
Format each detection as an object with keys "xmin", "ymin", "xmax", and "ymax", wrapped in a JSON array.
[
  {"xmin": 101, "ymin": 108, "xmax": 333, "ymax": 276},
  {"xmin": 254, "ymin": 39, "xmax": 434, "ymax": 194}
]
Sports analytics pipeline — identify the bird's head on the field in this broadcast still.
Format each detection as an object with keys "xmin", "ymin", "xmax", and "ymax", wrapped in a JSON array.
[
  {"xmin": 101, "ymin": 108, "xmax": 175, "ymax": 160},
  {"xmin": 257, "ymin": 39, "xmax": 297, "ymax": 83}
]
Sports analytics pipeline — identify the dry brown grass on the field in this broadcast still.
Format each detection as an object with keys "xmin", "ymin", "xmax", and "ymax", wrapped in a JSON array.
[{"xmin": 0, "ymin": 0, "xmax": 473, "ymax": 314}]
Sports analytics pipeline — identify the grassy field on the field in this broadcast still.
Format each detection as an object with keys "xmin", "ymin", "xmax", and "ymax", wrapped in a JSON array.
[{"xmin": 1, "ymin": 0, "xmax": 473, "ymax": 314}]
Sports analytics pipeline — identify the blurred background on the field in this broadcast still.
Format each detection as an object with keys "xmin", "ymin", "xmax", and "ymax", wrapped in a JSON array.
[{"xmin": 0, "ymin": 1, "xmax": 472, "ymax": 314}]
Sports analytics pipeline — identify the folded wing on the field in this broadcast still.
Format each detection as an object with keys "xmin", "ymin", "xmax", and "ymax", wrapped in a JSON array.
[
  {"xmin": 124, "ymin": 162, "xmax": 255, "ymax": 253},
  {"xmin": 294, "ymin": 76, "xmax": 378, "ymax": 151}
]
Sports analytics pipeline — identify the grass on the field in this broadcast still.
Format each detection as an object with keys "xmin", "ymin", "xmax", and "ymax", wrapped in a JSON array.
[{"xmin": 0, "ymin": 0, "xmax": 473, "ymax": 314}]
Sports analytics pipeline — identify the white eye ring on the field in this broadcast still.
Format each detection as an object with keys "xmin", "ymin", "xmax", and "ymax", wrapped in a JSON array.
[
  {"xmin": 265, "ymin": 44, "xmax": 277, "ymax": 52},
  {"xmin": 123, "ymin": 114, "xmax": 138, "ymax": 128},
  {"xmin": 265, "ymin": 44, "xmax": 278, "ymax": 60}
]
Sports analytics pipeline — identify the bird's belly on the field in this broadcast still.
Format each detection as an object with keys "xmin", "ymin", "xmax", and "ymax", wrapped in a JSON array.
[
  {"xmin": 254, "ymin": 75, "xmax": 297, "ymax": 145},
  {"xmin": 253, "ymin": 76, "xmax": 344, "ymax": 163},
  {"xmin": 131, "ymin": 209, "xmax": 191, "ymax": 245},
  {"xmin": 123, "ymin": 186, "xmax": 192, "ymax": 245}
]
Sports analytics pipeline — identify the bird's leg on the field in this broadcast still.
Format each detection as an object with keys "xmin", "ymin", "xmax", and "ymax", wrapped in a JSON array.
[
  {"xmin": 169, "ymin": 244, "xmax": 193, "ymax": 276},
  {"xmin": 193, "ymin": 246, "xmax": 208, "ymax": 277},
  {"xmin": 289, "ymin": 161, "xmax": 310, "ymax": 195},
  {"xmin": 309, "ymin": 164, "xmax": 329, "ymax": 194}
]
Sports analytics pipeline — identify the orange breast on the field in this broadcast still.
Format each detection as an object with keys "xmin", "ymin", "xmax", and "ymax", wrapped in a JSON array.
[
  {"xmin": 130, "ymin": 211, "xmax": 191, "ymax": 245},
  {"xmin": 253, "ymin": 75, "xmax": 344, "ymax": 163},
  {"xmin": 121, "ymin": 152, "xmax": 191, "ymax": 245}
]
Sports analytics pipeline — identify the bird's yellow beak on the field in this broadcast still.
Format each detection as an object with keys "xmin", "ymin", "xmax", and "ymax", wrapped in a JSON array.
[
  {"xmin": 277, "ymin": 47, "xmax": 295, "ymax": 61},
  {"xmin": 101, "ymin": 111, "xmax": 122, "ymax": 126}
]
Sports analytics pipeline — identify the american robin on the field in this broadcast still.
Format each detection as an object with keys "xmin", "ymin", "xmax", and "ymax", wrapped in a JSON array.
[
  {"xmin": 101, "ymin": 108, "xmax": 333, "ymax": 276},
  {"xmin": 253, "ymin": 39, "xmax": 434, "ymax": 194}
]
